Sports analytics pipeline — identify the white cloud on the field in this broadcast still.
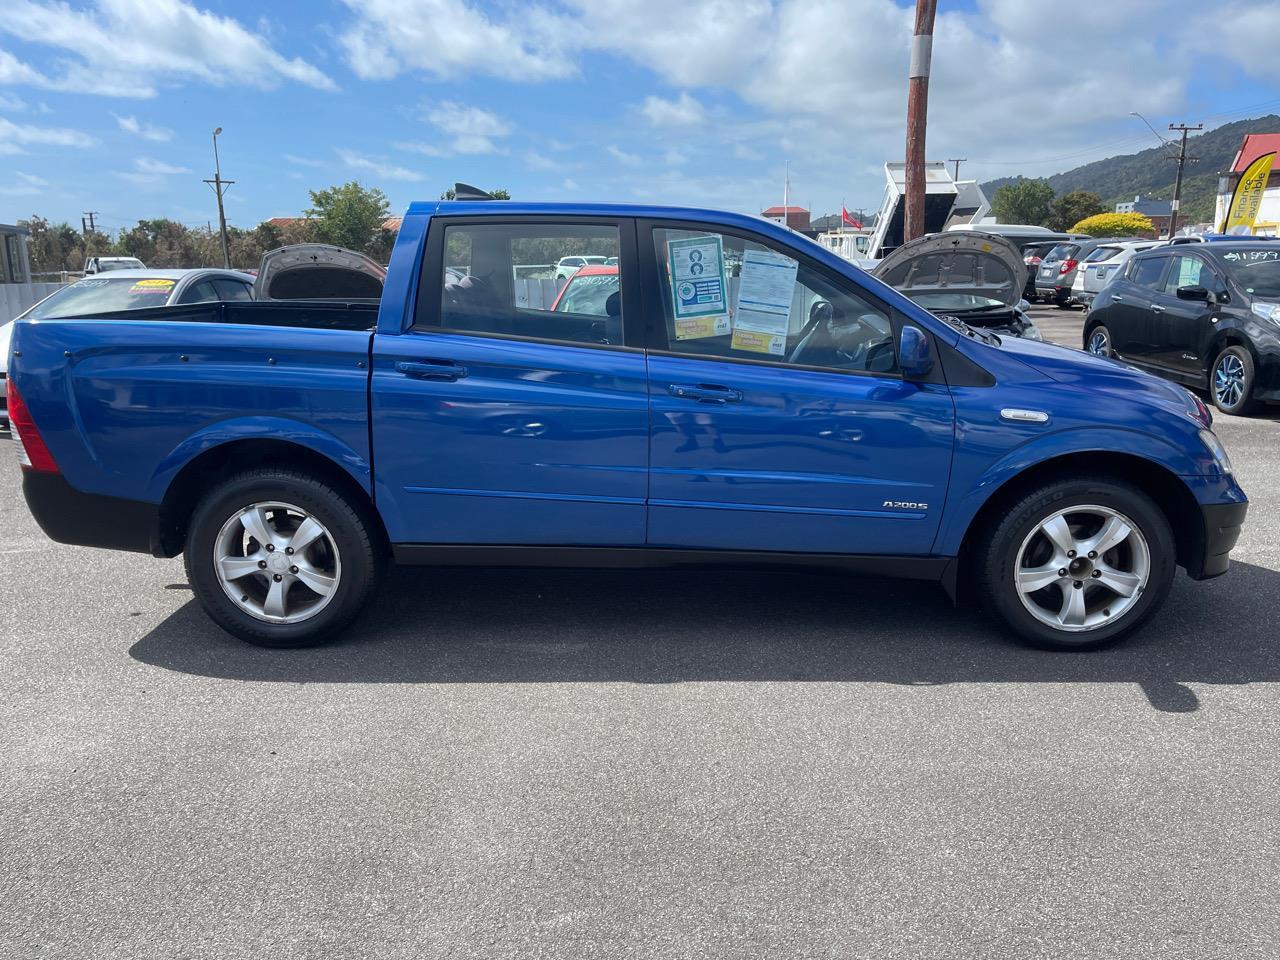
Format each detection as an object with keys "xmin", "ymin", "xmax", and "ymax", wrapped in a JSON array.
[
  {"xmin": 607, "ymin": 145, "xmax": 641, "ymax": 167},
  {"xmin": 0, "ymin": 0, "xmax": 334, "ymax": 98},
  {"xmin": 395, "ymin": 140, "xmax": 448, "ymax": 158},
  {"xmin": 0, "ymin": 90, "xmax": 28, "ymax": 111},
  {"xmin": 115, "ymin": 155, "xmax": 189, "ymax": 185},
  {"xmin": 338, "ymin": 0, "xmax": 574, "ymax": 82},
  {"xmin": 337, "ymin": 148, "xmax": 424, "ymax": 181},
  {"xmin": 114, "ymin": 113, "xmax": 173, "ymax": 142},
  {"xmin": 422, "ymin": 101, "xmax": 512, "ymax": 154},
  {"xmin": 562, "ymin": 178, "xmax": 581, "ymax": 191},
  {"xmin": 0, "ymin": 171, "xmax": 49, "ymax": 196},
  {"xmin": 0, "ymin": 116, "xmax": 96, "ymax": 155},
  {"xmin": 525, "ymin": 151, "xmax": 557, "ymax": 171},
  {"xmin": 283, "ymin": 153, "xmax": 325, "ymax": 167},
  {"xmin": 641, "ymin": 92, "xmax": 705, "ymax": 127},
  {"xmin": 136, "ymin": 157, "xmax": 189, "ymax": 174}
]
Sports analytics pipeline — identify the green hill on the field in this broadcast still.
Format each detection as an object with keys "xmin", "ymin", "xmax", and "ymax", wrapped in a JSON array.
[{"xmin": 980, "ymin": 115, "xmax": 1279, "ymax": 224}]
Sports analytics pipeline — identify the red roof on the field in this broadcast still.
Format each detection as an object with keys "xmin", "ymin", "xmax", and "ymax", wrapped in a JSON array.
[
  {"xmin": 1231, "ymin": 134, "xmax": 1280, "ymax": 173},
  {"xmin": 761, "ymin": 205, "xmax": 809, "ymax": 215},
  {"xmin": 266, "ymin": 217, "xmax": 308, "ymax": 228}
]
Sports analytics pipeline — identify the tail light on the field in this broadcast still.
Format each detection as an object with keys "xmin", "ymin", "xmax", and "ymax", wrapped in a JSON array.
[
  {"xmin": 1059, "ymin": 258, "xmax": 1079, "ymax": 274},
  {"xmin": 1025, "ymin": 255, "xmax": 1042, "ymax": 266},
  {"xmin": 7, "ymin": 379, "xmax": 58, "ymax": 473}
]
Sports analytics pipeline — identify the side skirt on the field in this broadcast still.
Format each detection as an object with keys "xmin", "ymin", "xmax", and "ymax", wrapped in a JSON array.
[{"xmin": 393, "ymin": 543, "xmax": 956, "ymax": 588}]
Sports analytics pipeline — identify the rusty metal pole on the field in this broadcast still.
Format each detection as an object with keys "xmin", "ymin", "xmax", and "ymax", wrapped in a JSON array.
[{"xmin": 904, "ymin": 0, "xmax": 937, "ymax": 243}]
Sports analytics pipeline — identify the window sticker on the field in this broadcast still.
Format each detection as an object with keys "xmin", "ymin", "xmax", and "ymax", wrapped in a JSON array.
[
  {"xmin": 668, "ymin": 235, "xmax": 728, "ymax": 325},
  {"xmin": 730, "ymin": 248, "xmax": 797, "ymax": 355},
  {"xmin": 675, "ymin": 315, "xmax": 731, "ymax": 340},
  {"xmin": 129, "ymin": 278, "xmax": 175, "ymax": 294}
]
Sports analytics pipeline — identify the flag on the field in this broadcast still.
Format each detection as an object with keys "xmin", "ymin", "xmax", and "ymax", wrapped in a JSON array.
[
  {"xmin": 1222, "ymin": 151, "xmax": 1275, "ymax": 235},
  {"xmin": 842, "ymin": 206, "xmax": 863, "ymax": 229}
]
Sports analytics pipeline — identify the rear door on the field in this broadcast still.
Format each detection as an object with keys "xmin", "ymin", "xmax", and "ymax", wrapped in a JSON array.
[
  {"xmin": 370, "ymin": 216, "xmax": 649, "ymax": 546},
  {"xmin": 640, "ymin": 221, "xmax": 955, "ymax": 556},
  {"xmin": 1110, "ymin": 253, "xmax": 1171, "ymax": 362}
]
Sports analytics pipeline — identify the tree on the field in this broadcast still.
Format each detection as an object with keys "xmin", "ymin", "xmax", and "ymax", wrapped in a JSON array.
[
  {"xmin": 441, "ymin": 186, "xmax": 510, "ymax": 200},
  {"xmin": 1049, "ymin": 190, "xmax": 1105, "ymax": 233},
  {"xmin": 990, "ymin": 178, "xmax": 1054, "ymax": 226},
  {"xmin": 1069, "ymin": 212, "xmax": 1155, "ymax": 237},
  {"xmin": 305, "ymin": 181, "xmax": 390, "ymax": 252}
]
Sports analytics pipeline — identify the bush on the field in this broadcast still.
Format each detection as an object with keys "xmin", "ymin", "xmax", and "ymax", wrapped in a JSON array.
[{"xmin": 1069, "ymin": 212, "xmax": 1155, "ymax": 237}]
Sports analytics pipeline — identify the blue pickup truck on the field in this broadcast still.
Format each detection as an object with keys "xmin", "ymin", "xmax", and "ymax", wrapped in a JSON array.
[{"xmin": 7, "ymin": 198, "xmax": 1247, "ymax": 651}]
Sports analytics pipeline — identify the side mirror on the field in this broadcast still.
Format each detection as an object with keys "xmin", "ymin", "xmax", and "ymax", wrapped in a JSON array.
[
  {"xmin": 899, "ymin": 325, "xmax": 934, "ymax": 380},
  {"xmin": 1176, "ymin": 284, "xmax": 1212, "ymax": 303}
]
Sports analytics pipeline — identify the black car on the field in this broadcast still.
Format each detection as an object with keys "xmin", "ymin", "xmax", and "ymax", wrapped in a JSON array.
[{"xmin": 1083, "ymin": 242, "xmax": 1280, "ymax": 414}]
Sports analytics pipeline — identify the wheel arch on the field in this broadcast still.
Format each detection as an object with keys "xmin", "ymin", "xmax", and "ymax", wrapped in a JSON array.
[
  {"xmin": 155, "ymin": 437, "xmax": 388, "ymax": 558},
  {"xmin": 953, "ymin": 450, "xmax": 1205, "ymax": 590}
]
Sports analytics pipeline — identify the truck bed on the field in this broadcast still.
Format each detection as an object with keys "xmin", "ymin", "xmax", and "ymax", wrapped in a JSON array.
[{"xmin": 61, "ymin": 299, "xmax": 380, "ymax": 332}]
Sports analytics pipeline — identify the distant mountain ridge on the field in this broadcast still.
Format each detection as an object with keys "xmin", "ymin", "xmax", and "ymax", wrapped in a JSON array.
[{"xmin": 980, "ymin": 115, "xmax": 1280, "ymax": 224}]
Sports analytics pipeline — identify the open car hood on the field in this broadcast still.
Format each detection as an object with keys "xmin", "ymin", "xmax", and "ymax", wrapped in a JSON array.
[
  {"xmin": 871, "ymin": 230, "xmax": 1025, "ymax": 312},
  {"xmin": 254, "ymin": 244, "xmax": 386, "ymax": 301}
]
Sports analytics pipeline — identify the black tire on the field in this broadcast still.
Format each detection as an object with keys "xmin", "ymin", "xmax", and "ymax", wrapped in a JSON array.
[
  {"xmin": 975, "ymin": 476, "xmax": 1176, "ymax": 651},
  {"xmin": 1209, "ymin": 344, "xmax": 1259, "ymax": 416},
  {"xmin": 1085, "ymin": 324, "xmax": 1113, "ymax": 357},
  {"xmin": 185, "ymin": 469, "xmax": 382, "ymax": 648},
  {"xmin": 1054, "ymin": 291, "xmax": 1073, "ymax": 309}
]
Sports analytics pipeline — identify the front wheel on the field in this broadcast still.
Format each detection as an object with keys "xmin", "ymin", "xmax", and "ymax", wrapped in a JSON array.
[
  {"xmin": 185, "ymin": 469, "xmax": 381, "ymax": 647},
  {"xmin": 1086, "ymin": 324, "xmax": 1112, "ymax": 357},
  {"xmin": 1210, "ymin": 345, "xmax": 1258, "ymax": 416},
  {"xmin": 976, "ymin": 477, "xmax": 1175, "ymax": 650}
]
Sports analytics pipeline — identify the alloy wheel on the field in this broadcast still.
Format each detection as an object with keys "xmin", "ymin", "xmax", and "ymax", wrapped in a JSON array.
[
  {"xmin": 1214, "ymin": 353, "xmax": 1246, "ymax": 409},
  {"xmin": 213, "ymin": 501, "xmax": 342, "ymax": 624},
  {"xmin": 1087, "ymin": 329, "xmax": 1110, "ymax": 355},
  {"xmin": 1014, "ymin": 505, "xmax": 1150, "ymax": 633}
]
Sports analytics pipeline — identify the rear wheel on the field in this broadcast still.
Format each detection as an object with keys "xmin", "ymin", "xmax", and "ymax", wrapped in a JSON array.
[
  {"xmin": 1086, "ymin": 324, "xmax": 1112, "ymax": 357},
  {"xmin": 977, "ymin": 477, "xmax": 1175, "ymax": 650},
  {"xmin": 1210, "ymin": 345, "xmax": 1258, "ymax": 416},
  {"xmin": 1054, "ymin": 290, "xmax": 1073, "ymax": 309},
  {"xmin": 185, "ymin": 469, "xmax": 381, "ymax": 647}
]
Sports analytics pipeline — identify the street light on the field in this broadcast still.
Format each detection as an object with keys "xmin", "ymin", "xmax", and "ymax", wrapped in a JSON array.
[
  {"xmin": 205, "ymin": 127, "xmax": 232, "ymax": 269},
  {"xmin": 1129, "ymin": 111, "xmax": 1170, "ymax": 145}
]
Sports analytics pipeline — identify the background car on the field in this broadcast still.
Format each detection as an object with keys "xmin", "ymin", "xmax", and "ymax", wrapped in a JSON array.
[
  {"xmin": 1072, "ymin": 239, "xmax": 1161, "ymax": 308},
  {"xmin": 1083, "ymin": 242, "xmax": 1280, "ymax": 414},
  {"xmin": 553, "ymin": 255, "xmax": 610, "ymax": 281},
  {"xmin": 1020, "ymin": 240, "xmax": 1062, "ymax": 302},
  {"xmin": 550, "ymin": 264, "xmax": 619, "ymax": 315},
  {"xmin": 83, "ymin": 256, "xmax": 146, "ymax": 274},
  {"xmin": 1035, "ymin": 238, "xmax": 1122, "ymax": 308},
  {"xmin": 1, "ymin": 268, "xmax": 255, "ymax": 430}
]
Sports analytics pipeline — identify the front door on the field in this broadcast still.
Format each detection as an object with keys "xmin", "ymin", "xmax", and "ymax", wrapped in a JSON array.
[
  {"xmin": 641, "ymin": 223, "xmax": 955, "ymax": 556},
  {"xmin": 371, "ymin": 216, "xmax": 649, "ymax": 546},
  {"xmin": 1158, "ymin": 253, "xmax": 1219, "ymax": 383}
]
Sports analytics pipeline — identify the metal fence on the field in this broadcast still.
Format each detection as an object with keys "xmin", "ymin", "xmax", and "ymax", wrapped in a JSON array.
[{"xmin": 0, "ymin": 282, "xmax": 66, "ymax": 325}]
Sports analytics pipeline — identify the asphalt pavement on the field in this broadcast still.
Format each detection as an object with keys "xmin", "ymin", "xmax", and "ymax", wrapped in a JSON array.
[{"xmin": 2, "ymin": 308, "xmax": 1278, "ymax": 959}]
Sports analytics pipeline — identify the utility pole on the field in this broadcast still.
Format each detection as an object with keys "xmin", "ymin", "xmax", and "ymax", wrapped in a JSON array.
[
  {"xmin": 947, "ymin": 158, "xmax": 966, "ymax": 182},
  {"xmin": 204, "ymin": 127, "xmax": 233, "ymax": 268},
  {"xmin": 1167, "ymin": 123, "xmax": 1202, "ymax": 239},
  {"xmin": 904, "ymin": 0, "xmax": 938, "ymax": 243}
]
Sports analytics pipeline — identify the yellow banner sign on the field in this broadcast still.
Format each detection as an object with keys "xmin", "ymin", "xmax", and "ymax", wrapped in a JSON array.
[{"xmin": 1223, "ymin": 151, "xmax": 1275, "ymax": 234}]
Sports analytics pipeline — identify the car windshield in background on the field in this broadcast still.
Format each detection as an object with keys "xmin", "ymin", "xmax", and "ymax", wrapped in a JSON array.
[
  {"xmin": 97, "ymin": 260, "xmax": 144, "ymax": 272},
  {"xmin": 1084, "ymin": 247, "xmax": 1121, "ymax": 263},
  {"xmin": 24, "ymin": 277, "xmax": 176, "ymax": 319},
  {"xmin": 555, "ymin": 272, "xmax": 619, "ymax": 315},
  {"xmin": 1220, "ymin": 248, "xmax": 1280, "ymax": 298},
  {"xmin": 1046, "ymin": 243, "xmax": 1079, "ymax": 260}
]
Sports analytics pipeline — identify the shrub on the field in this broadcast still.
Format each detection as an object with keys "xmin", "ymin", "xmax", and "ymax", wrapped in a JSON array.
[{"xmin": 1069, "ymin": 212, "xmax": 1156, "ymax": 237}]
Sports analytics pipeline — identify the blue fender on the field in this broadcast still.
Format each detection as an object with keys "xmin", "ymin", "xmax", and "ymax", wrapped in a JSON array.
[
  {"xmin": 932, "ymin": 425, "xmax": 1206, "ymax": 556},
  {"xmin": 147, "ymin": 416, "xmax": 373, "ymax": 505}
]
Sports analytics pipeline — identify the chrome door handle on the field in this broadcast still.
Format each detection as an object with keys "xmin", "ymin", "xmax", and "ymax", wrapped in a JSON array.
[
  {"xmin": 396, "ymin": 360, "xmax": 468, "ymax": 381},
  {"xmin": 668, "ymin": 383, "xmax": 743, "ymax": 403},
  {"xmin": 1151, "ymin": 304, "xmax": 1165, "ymax": 314}
]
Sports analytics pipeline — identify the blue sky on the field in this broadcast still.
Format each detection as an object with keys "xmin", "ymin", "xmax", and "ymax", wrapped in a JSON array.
[{"xmin": 1, "ymin": 0, "xmax": 1278, "ymax": 234}]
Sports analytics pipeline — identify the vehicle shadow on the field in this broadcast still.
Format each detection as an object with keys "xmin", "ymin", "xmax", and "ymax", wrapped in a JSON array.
[{"xmin": 129, "ymin": 562, "xmax": 1280, "ymax": 714}]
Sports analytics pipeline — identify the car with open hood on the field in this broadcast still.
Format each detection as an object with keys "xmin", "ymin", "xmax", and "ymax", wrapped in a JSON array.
[
  {"xmin": 871, "ymin": 230, "xmax": 1042, "ymax": 340},
  {"xmin": 253, "ymin": 244, "xmax": 386, "ymax": 301}
]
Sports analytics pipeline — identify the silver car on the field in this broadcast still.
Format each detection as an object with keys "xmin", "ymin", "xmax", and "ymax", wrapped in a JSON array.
[
  {"xmin": 1034, "ymin": 238, "xmax": 1121, "ymax": 307},
  {"xmin": 1072, "ymin": 239, "xmax": 1162, "ymax": 307}
]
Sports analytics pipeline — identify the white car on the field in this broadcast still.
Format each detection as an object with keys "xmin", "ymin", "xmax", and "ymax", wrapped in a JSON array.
[
  {"xmin": 553, "ymin": 255, "xmax": 609, "ymax": 281},
  {"xmin": 84, "ymin": 256, "xmax": 146, "ymax": 274},
  {"xmin": 1074, "ymin": 239, "xmax": 1162, "ymax": 307},
  {"xmin": 0, "ymin": 268, "xmax": 255, "ymax": 430}
]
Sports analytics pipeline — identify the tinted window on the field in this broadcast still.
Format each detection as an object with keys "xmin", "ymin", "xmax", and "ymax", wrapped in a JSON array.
[
  {"xmin": 1130, "ymin": 256, "xmax": 1168, "ymax": 289},
  {"xmin": 1045, "ymin": 243, "xmax": 1080, "ymax": 260},
  {"xmin": 178, "ymin": 280, "xmax": 219, "ymax": 304},
  {"xmin": 651, "ymin": 227, "xmax": 897, "ymax": 375},
  {"xmin": 1084, "ymin": 246, "xmax": 1121, "ymax": 263},
  {"xmin": 427, "ymin": 223, "xmax": 624, "ymax": 347},
  {"xmin": 24, "ymin": 277, "xmax": 176, "ymax": 318},
  {"xmin": 212, "ymin": 278, "xmax": 254, "ymax": 301},
  {"xmin": 1163, "ymin": 256, "xmax": 1207, "ymax": 294}
]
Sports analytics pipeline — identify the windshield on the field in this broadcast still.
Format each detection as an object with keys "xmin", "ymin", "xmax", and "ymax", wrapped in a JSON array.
[
  {"xmin": 1084, "ymin": 246, "xmax": 1120, "ymax": 263},
  {"xmin": 1220, "ymin": 248, "xmax": 1280, "ymax": 298},
  {"xmin": 24, "ymin": 276, "xmax": 177, "ymax": 319},
  {"xmin": 555, "ymin": 272, "xmax": 619, "ymax": 315},
  {"xmin": 96, "ymin": 259, "xmax": 145, "ymax": 272},
  {"xmin": 1045, "ymin": 243, "xmax": 1079, "ymax": 260}
]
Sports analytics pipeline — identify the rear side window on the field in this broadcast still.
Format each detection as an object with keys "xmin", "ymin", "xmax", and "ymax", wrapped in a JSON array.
[
  {"xmin": 1084, "ymin": 246, "xmax": 1120, "ymax": 263},
  {"xmin": 178, "ymin": 280, "xmax": 219, "ymax": 304},
  {"xmin": 212, "ymin": 278, "xmax": 254, "ymax": 301},
  {"xmin": 1130, "ymin": 256, "xmax": 1168, "ymax": 288},
  {"xmin": 424, "ymin": 222, "xmax": 624, "ymax": 347}
]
